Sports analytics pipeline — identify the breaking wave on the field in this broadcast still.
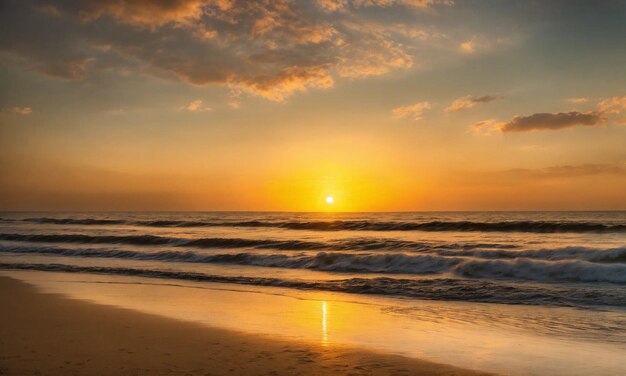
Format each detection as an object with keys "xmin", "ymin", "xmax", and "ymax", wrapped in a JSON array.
[
  {"xmin": 1, "ymin": 262, "xmax": 625, "ymax": 308},
  {"xmin": 2, "ymin": 244, "xmax": 625, "ymax": 283}
]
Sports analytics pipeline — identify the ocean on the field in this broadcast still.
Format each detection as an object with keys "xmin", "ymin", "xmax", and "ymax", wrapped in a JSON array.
[{"xmin": 1, "ymin": 211, "xmax": 625, "ymax": 375}]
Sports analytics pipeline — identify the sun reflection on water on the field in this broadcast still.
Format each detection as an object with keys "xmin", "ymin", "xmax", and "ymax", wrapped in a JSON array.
[{"xmin": 321, "ymin": 301, "xmax": 328, "ymax": 345}]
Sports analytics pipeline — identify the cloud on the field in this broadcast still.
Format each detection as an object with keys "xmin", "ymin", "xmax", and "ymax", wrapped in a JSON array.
[
  {"xmin": 446, "ymin": 95, "xmax": 498, "ymax": 112},
  {"xmin": 459, "ymin": 39, "xmax": 476, "ymax": 54},
  {"xmin": 392, "ymin": 101, "xmax": 431, "ymax": 121},
  {"xmin": 318, "ymin": 0, "xmax": 446, "ymax": 11},
  {"xmin": 597, "ymin": 95, "xmax": 626, "ymax": 125},
  {"xmin": 317, "ymin": 0, "xmax": 349, "ymax": 11},
  {"xmin": 337, "ymin": 38, "xmax": 413, "ymax": 78},
  {"xmin": 355, "ymin": 0, "xmax": 446, "ymax": 8},
  {"xmin": 567, "ymin": 97, "xmax": 588, "ymax": 104},
  {"xmin": 471, "ymin": 119, "xmax": 504, "ymax": 134},
  {"xmin": 182, "ymin": 100, "xmax": 212, "ymax": 112},
  {"xmin": 0, "ymin": 0, "xmax": 449, "ymax": 103},
  {"xmin": 458, "ymin": 34, "xmax": 513, "ymax": 55},
  {"xmin": 503, "ymin": 111, "xmax": 605, "ymax": 132},
  {"xmin": 232, "ymin": 65, "xmax": 334, "ymax": 102},
  {"xmin": 597, "ymin": 96, "xmax": 626, "ymax": 114},
  {"xmin": 474, "ymin": 95, "xmax": 626, "ymax": 134},
  {"xmin": 474, "ymin": 111, "xmax": 605, "ymax": 133},
  {"xmin": 227, "ymin": 89, "xmax": 242, "ymax": 109},
  {"xmin": 2, "ymin": 107, "xmax": 33, "ymax": 115},
  {"xmin": 42, "ymin": 0, "xmax": 209, "ymax": 28}
]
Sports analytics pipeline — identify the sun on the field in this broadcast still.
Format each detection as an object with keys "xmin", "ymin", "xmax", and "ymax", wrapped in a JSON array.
[{"xmin": 325, "ymin": 196, "xmax": 334, "ymax": 205}]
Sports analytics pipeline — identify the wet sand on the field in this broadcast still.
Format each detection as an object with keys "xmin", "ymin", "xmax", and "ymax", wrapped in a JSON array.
[{"xmin": 0, "ymin": 276, "xmax": 491, "ymax": 375}]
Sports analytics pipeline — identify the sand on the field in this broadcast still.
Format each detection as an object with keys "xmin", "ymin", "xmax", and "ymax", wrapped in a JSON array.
[{"xmin": 0, "ymin": 276, "xmax": 492, "ymax": 375}]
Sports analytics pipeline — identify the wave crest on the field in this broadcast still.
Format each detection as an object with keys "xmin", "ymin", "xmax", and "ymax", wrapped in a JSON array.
[
  {"xmin": 1, "ymin": 262, "xmax": 625, "ymax": 307},
  {"xmin": 2, "ymin": 244, "xmax": 625, "ymax": 284}
]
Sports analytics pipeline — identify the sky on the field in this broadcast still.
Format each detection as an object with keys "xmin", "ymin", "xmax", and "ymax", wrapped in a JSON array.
[{"xmin": 1, "ymin": 0, "xmax": 625, "ymax": 211}]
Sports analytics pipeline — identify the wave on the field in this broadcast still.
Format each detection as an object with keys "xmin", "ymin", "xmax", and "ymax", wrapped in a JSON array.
[
  {"xmin": 11, "ymin": 217, "xmax": 626, "ymax": 233},
  {"xmin": 1, "ymin": 262, "xmax": 625, "ymax": 308},
  {"xmin": 1, "ymin": 232, "xmax": 625, "ymax": 259},
  {"xmin": 0, "ymin": 233, "xmax": 326, "ymax": 250},
  {"xmin": 2, "ymin": 232, "xmax": 626, "ymax": 262},
  {"xmin": 433, "ymin": 246, "xmax": 626, "ymax": 263},
  {"xmin": 2, "ymin": 244, "xmax": 625, "ymax": 283},
  {"xmin": 19, "ymin": 218, "xmax": 126, "ymax": 225},
  {"xmin": 0, "ymin": 245, "xmax": 460, "ymax": 274},
  {"xmin": 0, "ymin": 232, "xmax": 516, "ymax": 252},
  {"xmin": 454, "ymin": 258, "xmax": 626, "ymax": 284}
]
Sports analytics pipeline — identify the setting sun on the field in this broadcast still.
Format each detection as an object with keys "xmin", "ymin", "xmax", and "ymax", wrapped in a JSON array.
[{"xmin": 325, "ymin": 196, "xmax": 334, "ymax": 205}]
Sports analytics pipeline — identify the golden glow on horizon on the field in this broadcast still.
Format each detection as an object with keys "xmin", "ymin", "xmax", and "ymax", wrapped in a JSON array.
[
  {"xmin": 1, "ymin": 119, "xmax": 624, "ymax": 211},
  {"xmin": 261, "ymin": 143, "xmax": 425, "ymax": 212}
]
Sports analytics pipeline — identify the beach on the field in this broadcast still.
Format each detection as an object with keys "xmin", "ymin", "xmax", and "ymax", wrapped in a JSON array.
[{"xmin": 0, "ymin": 276, "xmax": 491, "ymax": 376}]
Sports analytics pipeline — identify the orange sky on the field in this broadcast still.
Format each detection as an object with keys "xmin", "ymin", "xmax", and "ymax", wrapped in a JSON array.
[{"xmin": 1, "ymin": 0, "xmax": 625, "ymax": 211}]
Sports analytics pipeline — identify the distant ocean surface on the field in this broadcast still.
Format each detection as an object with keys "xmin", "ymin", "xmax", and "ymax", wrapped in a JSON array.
[{"xmin": 1, "ymin": 211, "xmax": 625, "ymax": 309}]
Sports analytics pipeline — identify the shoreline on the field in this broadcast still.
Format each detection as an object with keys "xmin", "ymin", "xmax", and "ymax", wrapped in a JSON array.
[{"xmin": 0, "ymin": 276, "xmax": 491, "ymax": 375}]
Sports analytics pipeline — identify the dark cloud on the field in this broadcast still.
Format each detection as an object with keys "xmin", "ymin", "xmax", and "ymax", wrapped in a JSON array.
[
  {"xmin": 474, "ymin": 95, "xmax": 626, "ymax": 134},
  {"xmin": 501, "ymin": 111, "xmax": 605, "ymax": 132},
  {"xmin": 474, "ymin": 111, "xmax": 606, "ymax": 133},
  {"xmin": 0, "ymin": 0, "xmax": 448, "ymax": 101}
]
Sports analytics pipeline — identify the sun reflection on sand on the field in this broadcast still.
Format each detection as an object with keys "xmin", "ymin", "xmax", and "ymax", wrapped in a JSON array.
[{"xmin": 321, "ymin": 301, "xmax": 328, "ymax": 345}]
